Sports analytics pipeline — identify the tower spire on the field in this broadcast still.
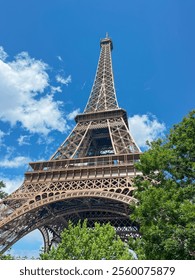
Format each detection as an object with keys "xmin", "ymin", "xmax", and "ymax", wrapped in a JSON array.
[{"xmin": 84, "ymin": 35, "xmax": 117, "ymax": 113}]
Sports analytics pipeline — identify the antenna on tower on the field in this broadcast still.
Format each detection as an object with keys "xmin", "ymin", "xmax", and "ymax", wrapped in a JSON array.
[{"xmin": 106, "ymin": 32, "xmax": 109, "ymax": 38}]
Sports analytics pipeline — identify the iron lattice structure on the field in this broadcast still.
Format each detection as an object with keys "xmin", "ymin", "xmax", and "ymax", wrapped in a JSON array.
[{"xmin": 0, "ymin": 36, "xmax": 141, "ymax": 254}]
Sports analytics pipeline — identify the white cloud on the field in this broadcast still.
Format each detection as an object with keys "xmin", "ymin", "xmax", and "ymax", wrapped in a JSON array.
[
  {"xmin": 67, "ymin": 108, "xmax": 80, "ymax": 120},
  {"xmin": 37, "ymin": 135, "xmax": 54, "ymax": 145},
  {"xmin": 0, "ymin": 175, "xmax": 24, "ymax": 194},
  {"xmin": 10, "ymin": 229, "xmax": 43, "ymax": 259},
  {"xmin": 0, "ymin": 47, "xmax": 67, "ymax": 134},
  {"xmin": 51, "ymin": 85, "xmax": 62, "ymax": 93},
  {"xmin": 128, "ymin": 114, "xmax": 166, "ymax": 148},
  {"xmin": 56, "ymin": 74, "xmax": 71, "ymax": 85},
  {"xmin": 0, "ymin": 46, "xmax": 8, "ymax": 61},
  {"xmin": 4, "ymin": 145, "xmax": 15, "ymax": 157},
  {"xmin": 57, "ymin": 55, "xmax": 63, "ymax": 62},
  {"xmin": 0, "ymin": 156, "xmax": 31, "ymax": 168},
  {"xmin": 17, "ymin": 135, "xmax": 31, "ymax": 146}
]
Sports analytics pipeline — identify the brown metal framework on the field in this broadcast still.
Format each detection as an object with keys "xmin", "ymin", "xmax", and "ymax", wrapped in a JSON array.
[{"xmin": 0, "ymin": 35, "xmax": 141, "ymax": 254}]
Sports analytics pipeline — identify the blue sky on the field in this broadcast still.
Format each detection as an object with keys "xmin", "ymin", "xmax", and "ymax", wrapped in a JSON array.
[{"xmin": 0, "ymin": 0, "xmax": 194, "ymax": 258}]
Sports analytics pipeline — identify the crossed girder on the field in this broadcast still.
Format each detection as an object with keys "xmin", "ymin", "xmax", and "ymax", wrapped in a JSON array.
[
  {"xmin": 51, "ymin": 110, "xmax": 140, "ymax": 160},
  {"xmin": 0, "ymin": 36, "xmax": 142, "ymax": 254},
  {"xmin": 0, "ymin": 174, "xmax": 138, "ymax": 253},
  {"xmin": 84, "ymin": 37, "xmax": 118, "ymax": 113}
]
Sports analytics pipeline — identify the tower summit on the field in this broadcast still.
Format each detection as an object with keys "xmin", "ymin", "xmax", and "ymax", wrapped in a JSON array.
[
  {"xmin": 84, "ymin": 35, "xmax": 116, "ymax": 113},
  {"xmin": 0, "ymin": 36, "xmax": 141, "ymax": 254}
]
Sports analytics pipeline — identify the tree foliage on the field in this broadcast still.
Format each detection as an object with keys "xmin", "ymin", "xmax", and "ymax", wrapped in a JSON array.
[
  {"xmin": 0, "ymin": 180, "xmax": 7, "ymax": 199},
  {"xmin": 0, "ymin": 253, "xmax": 14, "ymax": 260},
  {"xmin": 40, "ymin": 220, "xmax": 133, "ymax": 260},
  {"xmin": 129, "ymin": 110, "xmax": 195, "ymax": 260}
]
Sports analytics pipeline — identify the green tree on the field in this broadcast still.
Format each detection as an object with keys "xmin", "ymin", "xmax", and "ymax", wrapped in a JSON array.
[
  {"xmin": 40, "ymin": 220, "xmax": 133, "ymax": 260},
  {"xmin": 0, "ymin": 253, "xmax": 14, "ymax": 260},
  {"xmin": 129, "ymin": 110, "xmax": 195, "ymax": 260},
  {"xmin": 0, "ymin": 180, "xmax": 7, "ymax": 199}
]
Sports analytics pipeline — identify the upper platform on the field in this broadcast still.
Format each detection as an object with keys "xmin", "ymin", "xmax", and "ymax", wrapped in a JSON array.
[{"xmin": 100, "ymin": 37, "xmax": 113, "ymax": 50}]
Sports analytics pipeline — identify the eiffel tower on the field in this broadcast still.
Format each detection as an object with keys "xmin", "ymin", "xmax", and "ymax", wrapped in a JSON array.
[{"xmin": 0, "ymin": 35, "xmax": 141, "ymax": 254}]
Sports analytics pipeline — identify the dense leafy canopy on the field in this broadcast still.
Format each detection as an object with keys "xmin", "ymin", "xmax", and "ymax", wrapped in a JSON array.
[
  {"xmin": 40, "ymin": 220, "xmax": 133, "ymax": 260},
  {"xmin": 129, "ymin": 110, "xmax": 195, "ymax": 260}
]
